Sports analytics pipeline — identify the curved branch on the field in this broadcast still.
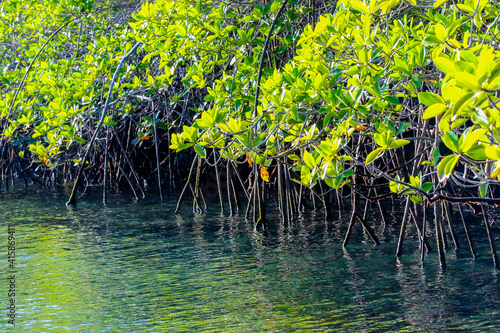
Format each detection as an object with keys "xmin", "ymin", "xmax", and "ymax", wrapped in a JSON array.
[
  {"xmin": 66, "ymin": 41, "xmax": 142, "ymax": 205},
  {"xmin": 252, "ymin": 0, "xmax": 289, "ymax": 121}
]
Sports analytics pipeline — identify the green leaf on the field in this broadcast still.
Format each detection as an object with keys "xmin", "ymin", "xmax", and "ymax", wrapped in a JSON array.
[
  {"xmin": 454, "ymin": 61, "xmax": 475, "ymax": 74},
  {"xmin": 437, "ymin": 154, "xmax": 460, "ymax": 181},
  {"xmin": 323, "ymin": 111, "xmax": 334, "ymax": 128},
  {"xmin": 350, "ymin": 1, "xmax": 370, "ymax": 15},
  {"xmin": 466, "ymin": 144, "xmax": 488, "ymax": 160},
  {"xmin": 435, "ymin": 23, "xmax": 448, "ymax": 41},
  {"xmin": 345, "ymin": 66, "xmax": 361, "ymax": 76},
  {"xmin": 410, "ymin": 195, "xmax": 423, "ymax": 203},
  {"xmin": 485, "ymin": 146, "xmax": 500, "ymax": 160},
  {"xmin": 442, "ymin": 86, "xmax": 467, "ymax": 104},
  {"xmin": 388, "ymin": 139, "xmax": 410, "ymax": 149},
  {"xmin": 486, "ymin": 77, "xmax": 500, "ymax": 90},
  {"xmin": 193, "ymin": 120, "xmax": 211, "ymax": 129},
  {"xmin": 176, "ymin": 143, "xmax": 193, "ymax": 152},
  {"xmin": 422, "ymin": 182, "xmax": 434, "ymax": 192},
  {"xmin": 449, "ymin": 27, "xmax": 464, "ymax": 44},
  {"xmin": 442, "ymin": 131, "xmax": 460, "ymax": 152},
  {"xmin": 303, "ymin": 151, "xmax": 316, "ymax": 169},
  {"xmin": 389, "ymin": 181, "xmax": 400, "ymax": 193},
  {"xmin": 422, "ymin": 36, "xmax": 444, "ymax": 46},
  {"xmin": 402, "ymin": 189, "xmax": 416, "ymax": 195},
  {"xmin": 480, "ymin": 183, "xmax": 488, "ymax": 198},
  {"xmin": 433, "ymin": 147, "xmax": 440, "ymax": 164},
  {"xmin": 423, "ymin": 103, "xmax": 447, "ymax": 119},
  {"xmin": 194, "ymin": 144, "xmax": 206, "ymax": 159},
  {"xmin": 457, "ymin": 3, "xmax": 474, "ymax": 13},
  {"xmin": 461, "ymin": 129, "xmax": 487, "ymax": 153},
  {"xmin": 434, "ymin": 0, "xmax": 447, "ymax": 9},
  {"xmin": 384, "ymin": 96, "xmax": 400, "ymax": 105},
  {"xmin": 324, "ymin": 176, "xmax": 334, "ymax": 188},
  {"xmin": 237, "ymin": 29, "xmax": 248, "ymax": 41},
  {"xmin": 451, "ymin": 92, "xmax": 474, "ymax": 115},
  {"xmin": 299, "ymin": 165, "xmax": 312, "ymax": 186},
  {"xmin": 418, "ymin": 92, "xmax": 443, "ymax": 107},
  {"xmin": 252, "ymin": 133, "xmax": 268, "ymax": 147},
  {"xmin": 455, "ymin": 72, "xmax": 480, "ymax": 90},
  {"xmin": 366, "ymin": 148, "xmax": 383, "ymax": 164},
  {"xmin": 373, "ymin": 133, "xmax": 387, "ymax": 147},
  {"xmin": 434, "ymin": 57, "xmax": 455, "ymax": 74},
  {"xmin": 218, "ymin": 124, "xmax": 230, "ymax": 132}
]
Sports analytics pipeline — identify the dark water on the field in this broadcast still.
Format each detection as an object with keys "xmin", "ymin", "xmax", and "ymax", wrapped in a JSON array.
[{"xmin": 0, "ymin": 190, "xmax": 499, "ymax": 332}]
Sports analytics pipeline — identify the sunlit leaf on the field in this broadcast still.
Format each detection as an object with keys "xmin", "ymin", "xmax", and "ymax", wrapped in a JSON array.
[
  {"xmin": 433, "ymin": 57, "xmax": 455, "ymax": 74},
  {"xmin": 418, "ymin": 92, "xmax": 443, "ymax": 107},
  {"xmin": 366, "ymin": 148, "xmax": 383, "ymax": 164},
  {"xmin": 437, "ymin": 154, "xmax": 460, "ymax": 181},
  {"xmin": 434, "ymin": 0, "xmax": 448, "ymax": 9},
  {"xmin": 423, "ymin": 103, "xmax": 447, "ymax": 119},
  {"xmin": 388, "ymin": 139, "xmax": 410, "ymax": 149}
]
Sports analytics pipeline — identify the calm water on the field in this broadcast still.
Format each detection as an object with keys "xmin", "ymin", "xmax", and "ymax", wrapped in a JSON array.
[{"xmin": 0, "ymin": 190, "xmax": 499, "ymax": 332}]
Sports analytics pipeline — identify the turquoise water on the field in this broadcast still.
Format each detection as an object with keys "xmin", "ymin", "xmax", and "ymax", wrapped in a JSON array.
[{"xmin": 0, "ymin": 190, "xmax": 499, "ymax": 332}]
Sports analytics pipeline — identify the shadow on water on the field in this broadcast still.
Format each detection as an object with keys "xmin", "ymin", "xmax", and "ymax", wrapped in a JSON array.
[{"xmin": 0, "ymin": 190, "xmax": 499, "ymax": 332}]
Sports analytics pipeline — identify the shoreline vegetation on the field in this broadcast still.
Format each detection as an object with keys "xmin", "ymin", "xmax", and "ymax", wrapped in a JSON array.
[{"xmin": 1, "ymin": 0, "xmax": 500, "ymax": 268}]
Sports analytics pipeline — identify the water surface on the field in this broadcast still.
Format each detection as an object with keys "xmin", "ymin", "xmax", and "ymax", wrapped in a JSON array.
[{"xmin": 1, "ymin": 190, "xmax": 499, "ymax": 332}]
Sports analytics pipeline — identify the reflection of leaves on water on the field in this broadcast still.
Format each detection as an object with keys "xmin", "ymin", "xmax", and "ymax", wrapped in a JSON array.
[{"xmin": 1, "ymin": 194, "xmax": 499, "ymax": 332}]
